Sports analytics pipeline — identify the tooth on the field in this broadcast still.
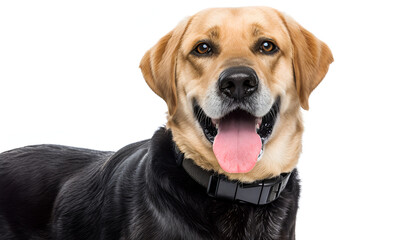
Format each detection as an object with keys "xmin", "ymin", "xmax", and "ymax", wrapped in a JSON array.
[{"xmin": 255, "ymin": 118, "xmax": 262, "ymax": 130}]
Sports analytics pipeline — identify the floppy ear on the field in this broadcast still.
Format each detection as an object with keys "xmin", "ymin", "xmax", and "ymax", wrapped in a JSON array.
[
  {"xmin": 283, "ymin": 15, "xmax": 334, "ymax": 110},
  {"xmin": 140, "ymin": 17, "xmax": 191, "ymax": 115}
]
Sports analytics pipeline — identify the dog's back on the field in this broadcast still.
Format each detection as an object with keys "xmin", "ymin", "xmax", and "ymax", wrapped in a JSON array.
[{"xmin": 0, "ymin": 145, "xmax": 113, "ymax": 239}]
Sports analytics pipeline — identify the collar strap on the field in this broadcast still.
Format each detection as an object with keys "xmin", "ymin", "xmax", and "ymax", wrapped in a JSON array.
[{"xmin": 175, "ymin": 146, "xmax": 291, "ymax": 205}]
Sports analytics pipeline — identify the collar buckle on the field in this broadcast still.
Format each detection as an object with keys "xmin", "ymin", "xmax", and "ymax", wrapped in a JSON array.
[{"xmin": 207, "ymin": 173, "xmax": 291, "ymax": 205}]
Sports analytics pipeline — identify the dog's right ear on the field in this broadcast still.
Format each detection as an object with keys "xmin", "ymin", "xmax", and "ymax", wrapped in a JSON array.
[{"xmin": 140, "ymin": 17, "xmax": 191, "ymax": 116}]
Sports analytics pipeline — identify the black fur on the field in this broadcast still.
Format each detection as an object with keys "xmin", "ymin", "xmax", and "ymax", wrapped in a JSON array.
[{"xmin": 0, "ymin": 128, "xmax": 300, "ymax": 240}]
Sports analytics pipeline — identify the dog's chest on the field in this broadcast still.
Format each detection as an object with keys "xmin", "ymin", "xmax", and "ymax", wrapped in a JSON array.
[{"xmin": 208, "ymin": 204, "xmax": 287, "ymax": 240}]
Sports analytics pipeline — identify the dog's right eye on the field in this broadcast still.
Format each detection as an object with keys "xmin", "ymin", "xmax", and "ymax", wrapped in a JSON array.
[{"xmin": 192, "ymin": 42, "xmax": 212, "ymax": 56}]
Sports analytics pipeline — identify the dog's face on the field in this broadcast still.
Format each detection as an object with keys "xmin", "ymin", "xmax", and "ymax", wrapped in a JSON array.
[{"xmin": 141, "ymin": 7, "xmax": 333, "ymax": 182}]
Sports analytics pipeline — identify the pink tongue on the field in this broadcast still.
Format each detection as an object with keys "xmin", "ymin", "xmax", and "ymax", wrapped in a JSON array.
[{"xmin": 213, "ymin": 111, "xmax": 262, "ymax": 173}]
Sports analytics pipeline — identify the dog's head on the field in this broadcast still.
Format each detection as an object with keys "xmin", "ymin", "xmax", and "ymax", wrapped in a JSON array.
[{"xmin": 140, "ymin": 7, "xmax": 333, "ymax": 182}]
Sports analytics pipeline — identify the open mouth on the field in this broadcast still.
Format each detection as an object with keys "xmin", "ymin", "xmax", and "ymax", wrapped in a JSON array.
[
  {"xmin": 193, "ymin": 97, "xmax": 281, "ymax": 173},
  {"xmin": 194, "ymin": 97, "xmax": 281, "ymax": 145}
]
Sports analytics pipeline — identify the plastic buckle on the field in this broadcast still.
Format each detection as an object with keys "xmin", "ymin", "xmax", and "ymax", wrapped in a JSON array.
[
  {"xmin": 207, "ymin": 175, "xmax": 237, "ymax": 201},
  {"xmin": 206, "ymin": 175, "xmax": 267, "ymax": 205},
  {"xmin": 236, "ymin": 181, "xmax": 265, "ymax": 204},
  {"xmin": 206, "ymin": 172, "xmax": 291, "ymax": 205}
]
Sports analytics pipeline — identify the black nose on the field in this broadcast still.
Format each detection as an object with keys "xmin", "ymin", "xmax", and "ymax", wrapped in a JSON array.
[{"xmin": 218, "ymin": 66, "xmax": 259, "ymax": 100}]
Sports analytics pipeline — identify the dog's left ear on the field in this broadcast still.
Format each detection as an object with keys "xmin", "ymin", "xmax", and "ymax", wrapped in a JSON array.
[
  {"xmin": 282, "ymin": 14, "xmax": 334, "ymax": 110},
  {"xmin": 140, "ymin": 17, "xmax": 191, "ymax": 115}
]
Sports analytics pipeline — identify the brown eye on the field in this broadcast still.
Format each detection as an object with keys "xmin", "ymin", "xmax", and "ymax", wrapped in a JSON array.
[
  {"xmin": 193, "ymin": 42, "xmax": 212, "ymax": 55},
  {"xmin": 259, "ymin": 40, "xmax": 278, "ymax": 54}
]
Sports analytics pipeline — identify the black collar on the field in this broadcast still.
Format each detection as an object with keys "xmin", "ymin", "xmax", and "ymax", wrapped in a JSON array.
[{"xmin": 174, "ymin": 145, "xmax": 292, "ymax": 205}]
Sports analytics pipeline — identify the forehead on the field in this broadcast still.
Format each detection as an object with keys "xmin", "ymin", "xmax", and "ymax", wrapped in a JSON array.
[{"xmin": 184, "ymin": 7, "xmax": 289, "ymax": 44}]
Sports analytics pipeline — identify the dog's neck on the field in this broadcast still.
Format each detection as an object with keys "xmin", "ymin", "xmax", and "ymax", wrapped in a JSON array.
[{"xmin": 174, "ymin": 144, "xmax": 292, "ymax": 205}]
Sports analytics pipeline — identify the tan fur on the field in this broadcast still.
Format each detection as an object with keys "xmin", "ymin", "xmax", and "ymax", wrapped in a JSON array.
[{"xmin": 140, "ymin": 7, "xmax": 333, "ymax": 182}]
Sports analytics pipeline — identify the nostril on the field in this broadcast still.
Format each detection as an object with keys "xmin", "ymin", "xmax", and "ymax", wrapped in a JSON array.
[
  {"xmin": 220, "ymin": 81, "xmax": 235, "ymax": 97},
  {"xmin": 244, "ymin": 79, "xmax": 257, "ymax": 88},
  {"xmin": 221, "ymin": 80, "xmax": 233, "ymax": 90}
]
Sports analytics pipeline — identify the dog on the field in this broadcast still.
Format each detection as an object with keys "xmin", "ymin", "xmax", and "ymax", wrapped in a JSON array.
[{"xmin": 0, "ymin": 6, "xmax": 333, "ymax": 240}]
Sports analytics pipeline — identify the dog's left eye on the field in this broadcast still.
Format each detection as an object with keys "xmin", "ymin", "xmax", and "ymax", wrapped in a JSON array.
[
  {"xmin": 258, "ymin": 40, "xmax": 278, "ymax": 55},
  {"xmin": 192, "ymin": 42, "xmax": 212, "ymax": 56}
]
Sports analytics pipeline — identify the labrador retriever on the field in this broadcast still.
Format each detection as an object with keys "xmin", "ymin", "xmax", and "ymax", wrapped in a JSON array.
[{"xmin": 0, "ymin": 6, "xmax": 333, "ymax": 240}]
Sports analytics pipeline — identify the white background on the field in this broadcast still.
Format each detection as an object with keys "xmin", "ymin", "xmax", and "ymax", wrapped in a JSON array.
[{"xmin": 1, "ymin": 0, "xmax": 402, "ymax": 239}]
